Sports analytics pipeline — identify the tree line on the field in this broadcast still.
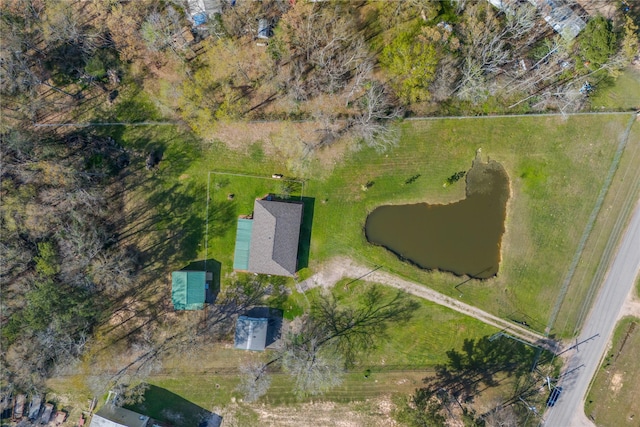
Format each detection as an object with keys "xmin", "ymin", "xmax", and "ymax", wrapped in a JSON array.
[
  {"xmin": 3, "ymin": 1, "xmax": 637, "ymax": 152},
  {"xmin": 1, "ymin": 128, "xmax": 134, "ymax": 395}
]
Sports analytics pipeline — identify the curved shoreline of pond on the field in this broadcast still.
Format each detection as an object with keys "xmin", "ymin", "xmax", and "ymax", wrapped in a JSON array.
[{"xmin": 365, "ymin": 155, "xmax": 510, "ymax": 279}]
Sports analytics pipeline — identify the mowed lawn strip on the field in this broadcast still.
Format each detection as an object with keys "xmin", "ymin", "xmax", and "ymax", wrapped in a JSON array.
[
  {"xmin": 139, "ymin": 369, "xmax": 426, "ymax": 408},
  {"xmin": 553, "ymin": 118, "xmax": 640, "ymax": 336},
  {"xmin": 585, "ymin": 316, "xmax": 640, "ymax": 426}
]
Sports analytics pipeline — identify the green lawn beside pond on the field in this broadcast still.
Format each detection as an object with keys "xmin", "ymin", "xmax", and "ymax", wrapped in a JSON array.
[{"xmin": 113, "ymin": 85, "xmax": 633, "ymax": 340}]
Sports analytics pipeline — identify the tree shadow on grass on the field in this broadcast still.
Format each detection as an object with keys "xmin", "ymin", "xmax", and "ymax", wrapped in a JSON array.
[
  {"xmin": 297, "ymin": 197, "xmax": 315, "ymax": 271},
  {"xmin": 207, "ymin": 199, "xmax": 238, "ymax": 238},
  {"xmin": 420, "ymin": 335, "xmax": 545, "ymax": 404},
  {"xmin": 401, "ymin": 335, "xmax": 557, "ymax": 426},
  {"xmin": 127, "ymin": 385, "xmax": 221, "ymax": 427}
]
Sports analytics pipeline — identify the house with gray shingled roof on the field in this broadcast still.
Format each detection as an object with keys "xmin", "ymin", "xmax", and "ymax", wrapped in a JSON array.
[{"xmin": 233, "ymin": 198, "xmax": 303, "ymax": 277}]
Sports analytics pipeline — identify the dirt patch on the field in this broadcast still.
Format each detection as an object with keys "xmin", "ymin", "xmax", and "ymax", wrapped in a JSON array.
[
  {"xmin": 249, "ymin": 398, "xmax": 398, "ymax": 427},
  {"xmin": 575, "ymin": 0, "xmax": 617, "ymax": 20},
  {"xmin": 609, "ymin": 372, "xmax": 623, "ymax": 393},
  {"xmin": 618, "ymin": 295, "xmax": 640, "ymax": 319}
]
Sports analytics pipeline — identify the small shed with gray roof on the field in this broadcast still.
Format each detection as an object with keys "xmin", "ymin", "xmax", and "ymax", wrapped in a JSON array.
[
  {"xmin": 88, "ymin": 405, "xmax": 149, "ymax": 427},
  {"xmin": 234, "ymin": 316, "xmax": 268, "ymax": 351},
  {"xmin": 233, "ymin": 199, "xmax": 303, "ymax": 277}
]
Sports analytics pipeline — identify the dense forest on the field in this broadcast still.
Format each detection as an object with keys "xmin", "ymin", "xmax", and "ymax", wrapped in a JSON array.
[{"xmin": 1, "ymin": 0, "xmax": 638, "ymax": 422}]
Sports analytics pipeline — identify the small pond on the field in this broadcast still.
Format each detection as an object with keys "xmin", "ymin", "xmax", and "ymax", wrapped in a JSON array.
[{"xmin": 365, "ymin": 155, "xmax": 510, "ymax": 279}]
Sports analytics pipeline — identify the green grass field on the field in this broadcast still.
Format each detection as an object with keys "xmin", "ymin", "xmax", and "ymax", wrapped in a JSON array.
[
  {"xmin": 87, "ymin": 82, "xmax": 638, "ymax": 426},
  {"xmin": 553, "ymin": 118, "xmax": 640, "ymax": 336},
  {"xmin": 585, "ymin": 316, "xmax": 640, "ymax": 426},
  {"xmin": 115, "ymin": 106, "xmax": 634, "ymax": 340},
  {"xmin": 132, "ymin": 370, "xmax": 426, "ymax": 426},
  {"xmin": 590, "ymin": 68, "xmax": 640, "ymax": 112},
  {"xmin": 304, "ymin": 279, "xmax": 499, "ymax": 368},
  {"xmin": 303, "ymin": 114, "xmax": 632, "ymax": 337}
]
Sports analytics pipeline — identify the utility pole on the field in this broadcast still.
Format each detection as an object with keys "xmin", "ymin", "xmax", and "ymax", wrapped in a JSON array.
[{"xmin": 557, "ymin": 334, "xmax": 599, "ymax": 355}]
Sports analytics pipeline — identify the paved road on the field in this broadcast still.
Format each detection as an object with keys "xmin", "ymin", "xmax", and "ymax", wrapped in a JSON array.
[
  {"xmin": 297, "ymin": 257, "xmax": 557, "ymax": 352},
  {"xmin": 544, "ymin": 200, "xmax": 640, "ymax": 427}
]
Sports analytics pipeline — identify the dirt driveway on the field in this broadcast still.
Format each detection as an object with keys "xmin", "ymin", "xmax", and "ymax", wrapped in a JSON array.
[{"xmin": 297, "ymin": 257, "xmax": 557, "ymax": 352}]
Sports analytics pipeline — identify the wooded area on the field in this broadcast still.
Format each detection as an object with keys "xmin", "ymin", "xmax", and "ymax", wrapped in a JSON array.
[{"xmin": 1, "ymin": 0, "xmax": 638, "ymax": 425}]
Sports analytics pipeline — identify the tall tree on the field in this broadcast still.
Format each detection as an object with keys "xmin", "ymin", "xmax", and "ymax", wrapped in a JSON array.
[
  {"xmin": 578, "ymin": 16, "xmax": 617, "ymax": 71},
  {"xmin": 380, "ymin": 28, "xmax": 439, "ymax": 104},
  {"xmin": 239, "ymin": 285, "xmax": 419, "ymax": 400}
]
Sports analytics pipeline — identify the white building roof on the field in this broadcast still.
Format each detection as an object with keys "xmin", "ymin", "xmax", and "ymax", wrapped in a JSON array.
[{"xmin": 89, "ymin": 405, "xmax": 149, "ymax": 427}]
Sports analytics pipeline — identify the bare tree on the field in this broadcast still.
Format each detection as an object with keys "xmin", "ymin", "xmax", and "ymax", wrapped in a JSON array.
[
  {"xmin": 310, "ymin": 286, "xmax": 418, "ymax": 365},
  {"xmin": 112, "ymin": 382, "xmax": 150, "ymax": 407},
  {"xmin": 248, "ymin": 285, "xmax": 419, "ymax": 398},
  {"xmin": 237, "ymin": 362, "xmax": 272, "ymax": 402},
  {"xmin": 456, "ymin": 56, "xmax": 488, "ymax": 103},
  {"xmin": 350, "ymin": 82, "xmax": 403, "ymax": 152},
  {"xmin": 279, "ymin": 331, "xmax": 345, "ymax": 397},
  {"xmin": 141, "ymin": 6, "xmax": 187, "ymax": 55},
  {"xmin": 460, "ymin": 4, "xmax": 510, "ymax": 75},
  {"xmin": 484, "ymin": 404, "xmax": 519, "ymax": 427},
  {"xmin": 42, "ymin": 1, "xmax": 101, "ymax": 57},
  {"xmin": 89, "ymin": 249, "xmax": 136, "ymax": 296},
  {"xmin": 203, "ymin": 275, "xmax": 272, "ymax": 337},
  {"xmin": 277, "ymin": 2, "xmax": 371, "ymax": 100},
  {"xmin": 343, "ymin": 58, "xmax": 374, "ymax": 106}
]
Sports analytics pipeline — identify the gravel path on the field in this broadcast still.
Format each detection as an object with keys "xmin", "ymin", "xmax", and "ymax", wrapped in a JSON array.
[{"xmin": 297, "ymin": 257, "xmax": 558, "ymax": 352}]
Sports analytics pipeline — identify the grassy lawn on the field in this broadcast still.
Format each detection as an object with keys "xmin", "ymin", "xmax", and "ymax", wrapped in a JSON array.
[
  {"xmin": 78, "ymin": 85, "xmax": 637, "ymax": 425},
  {"xmin": 133, "ymin": 371, "xmax": 426, "ymax": 426},
  {"xmin": 590, "ymin": 68, "xmax": 640, "ymax": 111},
  {"xmin": 304, "ymin": 114, "xmax": 632, "ymax": 337},
  {"xmin": 553, "ymin": 117, "xmax": 640, "ymax": 336},
  {"xmin": 45, "ymin": 283, "xmax": 499, "ymax": 426},
  {"xmin": 585, "ymin": 316, "xmax": 640, "ymax": 426},
  {"xmin": 101, "ymin": 280, "xmax": 543, "ymax": 427},
  {"xmin": 309, "ymin": 280, "xmax": 498, "ymax": 368},
  {"xmin": 143, "ymin": 282, "xmax": 498, "ymax": 400},
  {"xmin": 113, "ymin": 109, "xmax": 633, "ymax": 340},
  {"xmin": 206, "ymin": 173, "xmax": 305, "ymax": 276}
]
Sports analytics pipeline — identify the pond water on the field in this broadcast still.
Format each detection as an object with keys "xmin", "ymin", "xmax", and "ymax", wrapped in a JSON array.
[{"xmin": 365, "ymin": 156, "xmax": 510, "ymax": 279}]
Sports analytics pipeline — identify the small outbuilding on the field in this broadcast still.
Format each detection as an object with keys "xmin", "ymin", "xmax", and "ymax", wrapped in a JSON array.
[
  {"xmin": 257, "ymin": 19, "xmax": 272, "ymax": 39},
  {"xmin": 172, "ymin": 271, "xmax": 211, "ymax": 310},
  {"xmin": 234, "ymin": 316, "xmax": 269, "ymax": 351},
  {"xmin": 186, "ymin": 0, "xmax": 221, "ymax": 27},
  {"xmin": 526, "ymin": 0, "xmax": 586, "ymax": 40},
  {"xmin": 89, "ymin": 405, "xmax": 149, "ymax": 427}
]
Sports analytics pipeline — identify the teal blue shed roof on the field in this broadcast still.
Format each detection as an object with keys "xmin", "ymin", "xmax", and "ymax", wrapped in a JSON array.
[
  {"xmin": 172, "ymin": 271, "xmax": 206, "ymax": 310},
  {"xmin": 233, "ymin": 219, "xmax": 253, "ymax": 271}
]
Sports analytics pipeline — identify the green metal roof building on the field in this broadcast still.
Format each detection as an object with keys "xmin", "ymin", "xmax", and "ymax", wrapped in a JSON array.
[
  {"xmin": 171, "ymin": 271, "xmax": 206, "ymax": 310},
  {"xmin": 233, "ymin": 219, "xmax": 254, "ymax": 271}
]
